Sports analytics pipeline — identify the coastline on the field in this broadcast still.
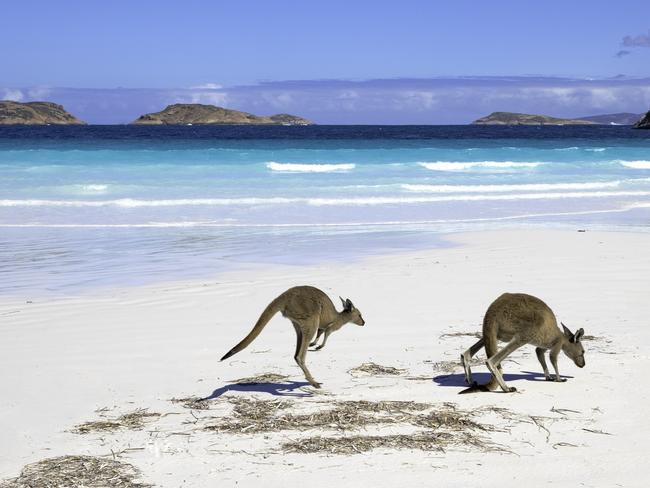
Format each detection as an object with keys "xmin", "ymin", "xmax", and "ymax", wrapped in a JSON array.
[{"xmin": 1, "ymin": 228, "xmax": 649, "ymax": 486}]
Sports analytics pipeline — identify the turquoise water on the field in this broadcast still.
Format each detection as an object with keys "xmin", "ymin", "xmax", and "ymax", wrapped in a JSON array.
[{"xmin": 1, "ymin": 126, "xmax": 649, "ymax": 294}]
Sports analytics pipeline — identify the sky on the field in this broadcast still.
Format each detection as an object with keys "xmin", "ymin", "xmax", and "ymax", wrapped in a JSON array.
[{"xmin": 1, "ymin": 0, "xmax": 650, "ymax": 123}]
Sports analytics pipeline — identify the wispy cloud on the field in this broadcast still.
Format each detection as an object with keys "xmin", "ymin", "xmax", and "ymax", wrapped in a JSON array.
[
  {"xmin": 615, "ymin": 50, "xmax": 631, "ymax": 58},
  {"xmin": 1, "ymin": 88, "xmax": 25, "ymax": 101},
  {"xmin": 623, "ymin": 30, "xmax": 650, "ymax": 48},
  {"xmin": 189, "ymin": 83, "xmax": 223, "ymax": 90},
  {"xmin": 176, "ymin": 90, "xmax": 229, "ymax": 106},
  {"xmin": 27, "ymin": 86, "xmax": 52, "ymax": 99}
]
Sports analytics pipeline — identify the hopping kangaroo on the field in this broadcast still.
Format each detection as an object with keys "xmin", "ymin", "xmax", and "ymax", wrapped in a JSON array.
[
  {"xmin": 220, "ymin": 285, "xmax": 365, "ymax": 388},
  {"xmin": 460, "ymin": 293, "xmax": 585, "ymax": 393}
]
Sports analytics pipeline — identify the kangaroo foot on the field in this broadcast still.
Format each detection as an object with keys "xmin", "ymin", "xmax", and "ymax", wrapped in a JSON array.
[{"xmin": 548, "ymin": 376, "xmax": 567, "ymax": 382}]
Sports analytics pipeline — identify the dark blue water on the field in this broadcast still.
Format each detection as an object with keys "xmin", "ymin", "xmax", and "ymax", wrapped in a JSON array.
[{"xmin": 1, "ymin": 124, "xmax": 649, "ymax": 145}]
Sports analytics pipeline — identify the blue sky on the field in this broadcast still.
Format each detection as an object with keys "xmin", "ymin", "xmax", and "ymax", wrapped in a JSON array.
[{"xmin": 1, "ymin": 1, "xmax": 650, "ymax": 123}]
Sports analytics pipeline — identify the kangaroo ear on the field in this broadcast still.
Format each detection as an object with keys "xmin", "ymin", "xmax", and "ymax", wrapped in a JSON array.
[
  {"xmin": 561, "ymin": 322, "xmax": 574, "ymax": 339},
  {"xmin": 574, "ymin": 328, "xmax": 584, "ymax": 342},
  {"xmin": 345, "ymin": 298, "xmax": 354, "ymax": 311}
]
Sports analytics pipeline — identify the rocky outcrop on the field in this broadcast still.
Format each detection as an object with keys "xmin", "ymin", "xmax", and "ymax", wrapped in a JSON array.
[
  {"xmin": 0, "ymin": 101, "xmax": 85, "ymax": 125},
  {"xmin": 472, "ymin": 112, "xmax": 595, "ymax": 126},
  {"xmin": 268, "ymin": 113, "xmax": 312, "ymax": 125},
  {"xmin": 633, "ymin": 111, "xmax": 650, "ymax": 129},
  {"xmin": 131, "ymin": 104, "xmax": 313, "ymax": 125}
]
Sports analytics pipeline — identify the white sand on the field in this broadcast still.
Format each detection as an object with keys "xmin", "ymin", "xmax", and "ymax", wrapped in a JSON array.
[{"xmin": 1, "ymin": 229, "xmax": 649, "ymax": 487}]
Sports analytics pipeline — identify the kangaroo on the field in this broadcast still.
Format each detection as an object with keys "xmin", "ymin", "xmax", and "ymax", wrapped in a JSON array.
[
  {"xmin": 460, "ymin": 293, "xmax": 585, "ymax": 393},
  {"xmin": 220, "ymin": 285, "xmax": 365, "ymax": 388}
]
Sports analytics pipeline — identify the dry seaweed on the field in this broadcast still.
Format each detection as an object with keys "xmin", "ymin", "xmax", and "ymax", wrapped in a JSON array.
[
  {"xmin": 204, "ymin": 396, "xmax": 495, "ymax": 454},
  {"xmin": 72, "ymin": 409, "xmax": 161, "ymax": 434},
  {"xmin": 282, "ymin": 426, "xmax": 504, "ymax": 455},
  {"xmin": 413, "ymin": 408, "xmax": 489, "ymax": 432},
  {"xmin": 428, "ymin": 356, "xmax": 484, "ymax": 374},
  {"xmin": 171, "ymin": 396, "xmax": 211, "ymax": 410},
  {"xmin": 581, "ymin": 335, "xmax": 600, "ymax": 341},
  {"xmin": 440, "ymin": 331, "xmax": 482, "ymax": 339},
  {"xmin": 230, "ymin": 373, "xmax": 290, "ymax": 384},
  {"xmin": 348, "ymin": 362, "xmax": 406, "ymax": 377},
  {"xmin": 282, "ymin": 432, "xmax": 450, "ymax": 454},
  {"xmin": 0, "ymin": 455, "xmax": 151, "ymax": 488}
]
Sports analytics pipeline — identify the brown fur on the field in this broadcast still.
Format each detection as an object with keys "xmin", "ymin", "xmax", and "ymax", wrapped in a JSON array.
[
  {"xmin": 460, "ymin": 293, "xmax": 586, "ymax": 393},
  {"xmin": 220, "ymin": 285, "xmax": 365, "ymax": 388}
]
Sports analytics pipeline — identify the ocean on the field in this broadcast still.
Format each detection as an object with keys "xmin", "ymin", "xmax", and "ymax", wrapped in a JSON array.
[{"xmin": 1, "ymin": 125, "xmax": 649, "ymax": 294}]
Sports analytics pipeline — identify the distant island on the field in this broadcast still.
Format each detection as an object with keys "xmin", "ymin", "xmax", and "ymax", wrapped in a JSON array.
[
  {"xmin": 0, "ymin": 101, "xmax": 85, "ymax": 125},
  {"xmin": 131, "ymin": 104, "xmax": 313, "ymax": 125},
  {"xmin": 634, "ymin": 110, "xmax": 650, "ymax": 129},
  {"xmin": 472, "ymin": 111, "xmax": 646, "ymax": 126},
  {"xmin": 472, "ymin": 112, "xmax": 595, "ymax": 126}
]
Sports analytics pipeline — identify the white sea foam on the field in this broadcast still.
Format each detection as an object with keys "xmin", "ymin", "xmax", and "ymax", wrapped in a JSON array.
[
  {"xmin": 617, "ymin": 160, "xmax": 650, "ymax": 169},
  {"xmin": 586, "ymin": 148, "xmax": 607, "ymax": 152},
  {"xmin": 3, "ymin": 190, "xmax": 649, "ymax": 209},
  {"xmin": 626, "ymin": 202, "xmax": 650, "ymax": 209},
  {"xmin": 0, "ymin": 197, "xmax": 300, "ymax": 207},
  {"xmin": 266, "ymin": 162, "xmax": 355, "ymax": 173},
  {"xmin": 418, "ymin": 161, "xmax": 543, "ymax": 171},
  {"xmin": 305, "ymin": 191, "xmax": 650, "ymax": 206},
  {"xmin": 401, "ymin": 181, "xmax": 622, "ymax": 193},
  {"xmin": 0, "ymin": 207, "xmax": 633, "ymax": 229},
  {"xmin": 68, "ymin": 184, "xmax": 109, "ymax": 195}
]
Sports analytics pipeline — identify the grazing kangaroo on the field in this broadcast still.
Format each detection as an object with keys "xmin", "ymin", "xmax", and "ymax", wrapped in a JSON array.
[
  {"xmin": 460, "ymin": 293, "xmax": 585, "ymax": 393},
  {"xmin": 220, "ymin": 285, "xmax": 365, "ymax": 388}
]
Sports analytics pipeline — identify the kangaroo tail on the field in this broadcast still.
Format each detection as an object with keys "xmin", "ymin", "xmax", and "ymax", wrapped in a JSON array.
[
  {"xmin": 459, "ymin": 382, "xmax": 492, "ymax": 394},
  {"xmin": 220, "ymin": 296, "xmax": 283, "ymax": 361},
  {"xmin": 479, "ymin": 318, "xmax": 500, "ymax": 392}
]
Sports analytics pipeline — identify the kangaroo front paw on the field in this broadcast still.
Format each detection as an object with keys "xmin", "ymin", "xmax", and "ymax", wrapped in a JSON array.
[{"xmin": 508, "ymin": 386, "xmax": 517, "ymax": 393}]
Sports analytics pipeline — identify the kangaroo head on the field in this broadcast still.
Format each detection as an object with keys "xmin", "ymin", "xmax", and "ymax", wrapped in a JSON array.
[
  {"xmin": 561, "ymin": 322, "xmax": 585, "ymax": 368},
  {"xmin": 340, "ymin": 296, "xmax": 365, "ymax": 326}
]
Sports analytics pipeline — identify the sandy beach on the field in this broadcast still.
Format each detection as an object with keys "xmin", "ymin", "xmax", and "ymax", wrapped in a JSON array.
[{"xmin": 1, "ymin": 228, "xmax": 649, "ymax": 487}]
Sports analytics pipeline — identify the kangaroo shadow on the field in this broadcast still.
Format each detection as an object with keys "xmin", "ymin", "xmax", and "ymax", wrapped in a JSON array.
[
  {"xmin": 202, "ymin": 380, "xmax": 313, "ymax": 400},
  {"xmin": 433, "ymin": 370, "xmax": 573, "ymax": 388}
]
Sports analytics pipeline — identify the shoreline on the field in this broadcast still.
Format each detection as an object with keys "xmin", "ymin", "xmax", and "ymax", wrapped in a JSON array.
[
  {"xmin": 3, "ymin": 221, "xmax": 650, "ymax": 299},
  {"xmin": 1, "ymin": 228, "xmax": 649, "ymax": 486}
]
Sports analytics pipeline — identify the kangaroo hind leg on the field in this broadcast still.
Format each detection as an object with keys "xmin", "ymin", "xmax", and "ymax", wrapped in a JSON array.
[
  {"xmin": 293, "ymin": 319, "xmax": 321, "ymax": 388},
  {"xmin": 485, "ymin": 337, "xmax": 526, "ymax": 393},
  {"xmin": 461, "ymin": 337, "xmax": 485, "ymax": 385}
]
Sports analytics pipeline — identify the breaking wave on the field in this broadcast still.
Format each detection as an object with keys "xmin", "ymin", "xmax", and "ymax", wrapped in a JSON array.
[
  {"xmin": 401, "ymin": 181, "xmax": 622, "ymax": 193},
  {"xmin": 266, "ymin": 162, "xmax": 355, "ymax": 172},
  {"xmin": 618, "ymin": 160, "xmax": 650, "ymax": 169},
  {"xmin": 418, "ymin": 161, "xmax": 543, "ymax": 171}
]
